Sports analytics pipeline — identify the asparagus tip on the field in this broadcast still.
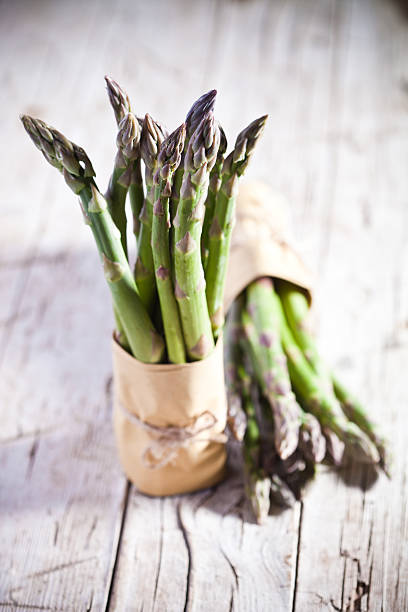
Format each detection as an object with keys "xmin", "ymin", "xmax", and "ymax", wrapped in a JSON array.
[
  {"xmin": 20, "ymin": 114, "xmax": 42, "ymax": 148},
  {"xmin": 218, "ymin": 124, "xmax": 228, "ymax": 156},
  {"xmin": 346, "ymin": 428, "xmax": 381, "ymax": 464},
  {"xmin": 105, "ymin": 75, "xmax": 131, "ymax": 124},
  {"xmin": 246, "ymin": 472, "xmax": 271, "ymax": 524},
  {"xmin": 186, "ymin": 110, "xmax": 220, "ymax": 176},
  {"xmin": 158, "ymin": 123, "xmax": 186, "ymax": 171},
  {"xmin": 223, "ymin": 113, "xmax": 268, "ymax": 177},
  {"xmin": 116, "ymin": 112, "xmax": 141, "ymax": 159},
  {"xmin": 140, "ymin": 113, "xmax": 167, "ymax": 168},
  {"xmin": 185, "ymin": 89, "xmax": 217, "ymax": 138}
]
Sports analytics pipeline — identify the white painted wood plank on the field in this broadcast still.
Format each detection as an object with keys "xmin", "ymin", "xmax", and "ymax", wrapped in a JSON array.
[
  {"xmin": 109, "ymin": 450, "xmax": 300, "ymax": 612},
  {"xmin": 0, "ymin": 1, "xmax": 133, "ymax": 608},
  {"xmin": 294, "ymin": 0, "xmax": 408, "ymax": 609}
]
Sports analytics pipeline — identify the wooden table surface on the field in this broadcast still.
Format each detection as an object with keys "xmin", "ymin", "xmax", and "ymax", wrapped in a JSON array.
[{"xmin": 1, "ymin": 0, "xmax": 407, "ymax": 609}]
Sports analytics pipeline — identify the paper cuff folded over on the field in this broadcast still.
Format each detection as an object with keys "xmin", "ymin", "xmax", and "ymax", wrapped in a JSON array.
[{"xmin": 224, "ymin": 181, "xmax": 313, "ymax": 308}]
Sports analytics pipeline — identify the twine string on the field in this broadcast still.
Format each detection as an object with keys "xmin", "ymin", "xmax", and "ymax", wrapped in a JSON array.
[{"xmin": 118, "ymin": 402, "xmax": 227, "ymax": 470}]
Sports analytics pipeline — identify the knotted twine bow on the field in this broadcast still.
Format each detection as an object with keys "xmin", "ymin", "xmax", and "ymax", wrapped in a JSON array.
[{"xmin": 119, "ymin": 402, "xmax": 228, "ymax": 470}]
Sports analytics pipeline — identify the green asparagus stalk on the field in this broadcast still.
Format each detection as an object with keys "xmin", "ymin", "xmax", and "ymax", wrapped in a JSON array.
[
  {"xmin": 173, "ymin": 111, "xmax": 220, "ymax": 360},
  {"xmin": 272, "ymin": 289, "xmax": 380, "ymax": 464},
  {"xmin": 201, "ymin": 125, "xmax": 227, "ymax": 268},
  {"xmin": 276, "ymin": 279, "xmax": 386, "ymax": 466},
  {"xmin": 85, "ymin": 184, "xmax": 165, "ymax": 363},
  {"xmin": 275, "ymin": 279, "xmax": 331, "ymax": 385},
  {"xmin": 332, "ymin": 375, "xmax": 388, "ymax": 471},
  {"xmin": 224, "ymin": 299, "xmax": 249, "ymax": 441},
  {"xmin": 151, "ymin": 124, "xmax": 186, "ymax": 363},
  {"xmin": 105, "ymin": 112, "xmax": 141, "ymax": 258},
  {"xmin": 128, "ymin": 154, "xmax": 144, "ymax": 239},
  {"xmin": 238, "ymin": 362, "xmax": 271, "ymax": 524},
  {"xmin": 171, "ymin": 90, "xmax": 217, "ymax": 220},
  {"xmin": 21, "ymin": 115, "xmax": 164, "ymax": 363},
  {"xmin": 105, "ymin": 76, "xmax": 144, "ymax": 240},
  {"xmin": 135, "ymin": 114, "xmax": 167, "ymax": 313},
  {"xmin": 241, "ymin": 278, "xmax": 301, "ymax": 460},
  {"xmin": 205, "ymin": 115, "xmax": 268, "ymax": 337}
]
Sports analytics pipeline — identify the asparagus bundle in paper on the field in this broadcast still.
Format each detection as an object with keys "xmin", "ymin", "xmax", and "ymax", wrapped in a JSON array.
[{"xmin": 225, "ymin": 276, "xmax": 387, "ymax": 520}]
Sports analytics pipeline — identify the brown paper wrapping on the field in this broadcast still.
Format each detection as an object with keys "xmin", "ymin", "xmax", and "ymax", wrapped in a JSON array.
[
  {"xmin": 113, "ymin": 180, "xmax": 312, "ymax": 497},
  {"xmin": 113, "ymin": 337, "xmax": 227, "ymax": 496},
  {"xmin": 224, "ymin": 181, "xmax": 314, "ymax": 307}
]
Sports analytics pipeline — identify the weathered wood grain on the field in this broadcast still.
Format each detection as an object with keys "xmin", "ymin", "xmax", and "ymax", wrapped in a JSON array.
[
  {"xmin": 108, "ymin": 447, "xmax": 301, "ymax": 612},
  {"xmin": 294, "ymin": 0, "xmax": 408, "ymax": 609},
  {"xmin": 1, "ymin": 0, "xmax": 408, "ymax": 610},
  {"xmin": 0, "ymin": 1, "xmax": 129, "ymax": 609}
]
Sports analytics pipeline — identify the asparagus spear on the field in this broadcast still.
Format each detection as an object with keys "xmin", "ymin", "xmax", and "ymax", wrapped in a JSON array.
[
  {"xmin": 237, "ymin": 362, "xmax": 271, "ymax": 524},
  {"xmin": 276, "ymin": 279, "xmax": 387, "ymax": 466},
  {"xmin": 298, "ymin": 412, "xmax": 326, "ymax": 463},
  {"xmin": 171, "ymin": 90, "xmax": 217, "ymax": 219},
  {"xmin": 256, "ymin": 380, "xmax": 323, "ymax": 497},
  {"xmin": 323, "ymin": 428, "xmax": 346, "ymax": 466},
  {"xmin": 201, "ymin": 125, "xmax": 227, "ymax": 269},
  {"xmin": 260, "ymin": 433, "xmax": 304, "ymax": 506},
  {"xmin": 21, "ymin": 115, "xmax": 164, "ymax": 363},
  {"xmin": 105, "ymin": 75, "xmax": 132, "ymax": 124},
  {"xmin": 151, "ymin": 124, "xmax": 186, "ymax": 363},
  {"xmin": 105, "ymin": 112, "xmax": 141, "ymax": 257},
  {"xmin": 205, "ymin": 115, "xmax": 268, "ymax": 337},
  {"xmin": 275, "ymin": 279, "xmax": 331, "ymax": 385},
  {"xmin": 241, "ymin": 278, "xmax": 301, "ymax": 460},
  {"xmin": 173, "ymin": 111, "xmax": 220, "ymax": 360},
  {"xmin": 272, "ymin": 289, "xmax": 380, "ymax": 464},
  {"xmin": 135, "ymin": 114, "xmax": 168, "ymax": 313},
  {"xmin": 332, "ymin": 375, "xmax": 388, "ymax": 471},
  {"xmin": 224, "ymin": 299, "xmax": 249, "ymax": 441},
  {"xmin": 105, "ymin": 76, "xmax": 144, "ymax": 240},
  {"xmin": 128, "ymin": 152, "xmax": 144, "ymax": 239}
]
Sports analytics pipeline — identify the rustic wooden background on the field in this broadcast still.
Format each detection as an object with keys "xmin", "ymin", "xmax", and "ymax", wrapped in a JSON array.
[{"xmin": 1, "ymin": 0, "xmax": 407, "ymax": 610}]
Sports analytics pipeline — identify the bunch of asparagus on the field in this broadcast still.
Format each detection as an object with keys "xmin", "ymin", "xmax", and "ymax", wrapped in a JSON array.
[
  {"xmin": 225, "ymin": 278, "xmax": 387, "ymax": 524},
  {"xmin": 22, "ymin": 79, "xmax": 384, "ymax": 522},
  {"xmin": 21, "ymin": 79, "xmax": 267, "ymax": 364}
]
